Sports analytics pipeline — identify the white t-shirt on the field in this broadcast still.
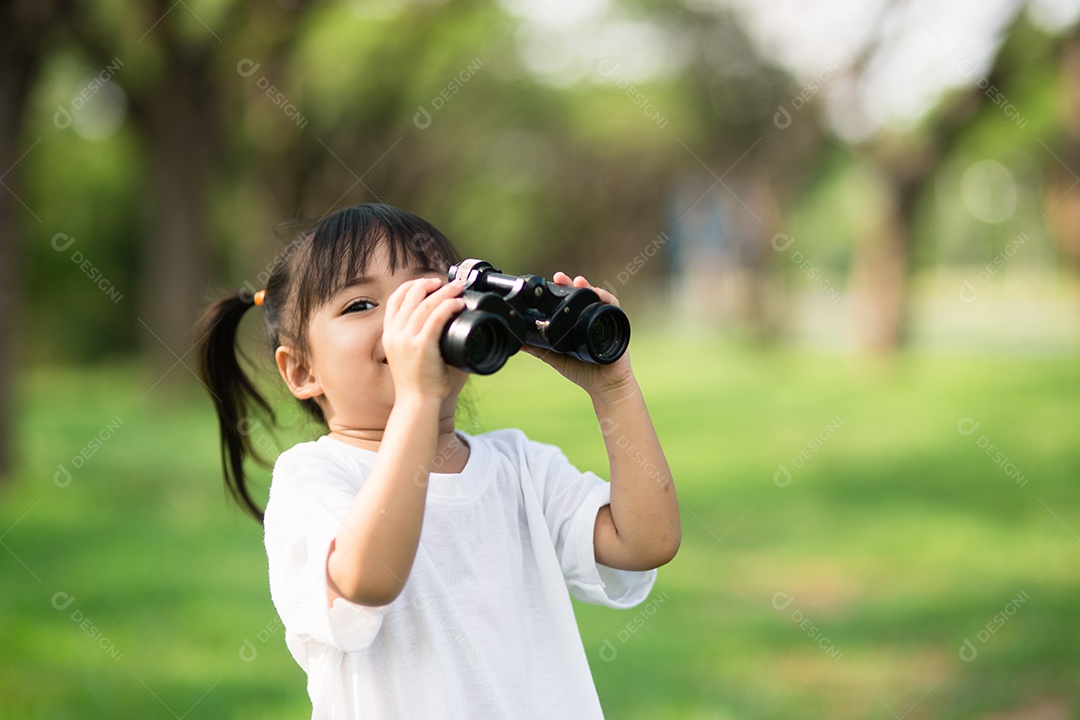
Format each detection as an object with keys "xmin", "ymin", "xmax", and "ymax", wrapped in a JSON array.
[{"xmin": 263, "ymin": 428, "xmax": 657, "ymax": 720}]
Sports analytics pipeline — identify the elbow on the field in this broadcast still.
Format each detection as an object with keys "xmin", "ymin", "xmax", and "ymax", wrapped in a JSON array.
[
  {"xmin": 627, "ymin": 526, "xmax": 681, "ymax": 570},
  {"xmin": 652, "ymin": 527, "xmax": 682, "ymax": 567},
  {"xmin": 328, "ymin": 553, "xmax": 405, "ymax": 607},
  {"xmin": 650, "ymin": 479, "xmax": 681, "ymax": 566},
  {"xmin": 333, "ymin": 575, "xmax": 404, "ymax": 607},
  {"xmin": 337, "ymin": 568, "xmax": 403, "ymax": 606},
  {"xmin": 343, "ymin": 585, "xmax": 402, "ymax": 607}
]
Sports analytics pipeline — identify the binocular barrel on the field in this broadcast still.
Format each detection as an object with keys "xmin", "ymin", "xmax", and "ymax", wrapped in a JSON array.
[{"xmin": 439, "ymin": 259, "xmax": 631, "ymax": 375}]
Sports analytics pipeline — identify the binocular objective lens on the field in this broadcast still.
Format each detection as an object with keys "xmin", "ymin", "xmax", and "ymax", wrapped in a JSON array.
[
  {"xmin": 465, "ymin": 321, "xmax": 500, "ymax": 369},
  {"xmin": 588, "ymin": 312, "xmax": 620, "ymax": 358},
  {"xmin": 441, "ymin": 309, "xmax": 512, "ymax": 375}
]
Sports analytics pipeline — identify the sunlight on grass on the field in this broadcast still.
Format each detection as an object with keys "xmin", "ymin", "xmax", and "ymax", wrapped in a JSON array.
[{"xmin": 2, "ymin": 332, "xmax": 1078, "ymax": 719}]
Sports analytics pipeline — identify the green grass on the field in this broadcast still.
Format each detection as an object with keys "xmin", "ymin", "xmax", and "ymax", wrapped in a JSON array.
[{"xmin": 2, "ymin": 333, "xmax": 1078, "ymax": 719}]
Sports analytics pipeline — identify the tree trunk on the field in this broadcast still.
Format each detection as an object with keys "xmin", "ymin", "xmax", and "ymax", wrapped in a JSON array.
[
  {"xmin": 850, "ymin": 130, "xmax": 934, "ymax": 354},
  {"xmin": 62, "ymin": 0, "xmax": 302, "ymax": 381},
  {"xmin": 851, "ymin": 171, "xmax": 918, "ymax": 351},
  {"xmin": 0, "ymin": 97, "xmax": 23, "ymax": 479},
  {"xmin": 1045, "ymin": 34, "xmax": 1080, "ymax": 324},
  {"xmin": 133, "ymin": 60, "xmax": 217, "ymax": 380},
  {"xmin": 0, "ymin": 0, "xmax": 62, "ymax": 479}
]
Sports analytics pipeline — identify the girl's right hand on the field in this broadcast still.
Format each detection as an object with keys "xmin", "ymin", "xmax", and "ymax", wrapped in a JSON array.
[{"xmin": 382, "ymin": 277, "xmax": 465, "ymax": 401}]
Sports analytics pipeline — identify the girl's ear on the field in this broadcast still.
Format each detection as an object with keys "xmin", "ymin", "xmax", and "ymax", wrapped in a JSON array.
[{"xmin": 275, "ymin": 346, "xmax": 323, "ymax": 400}]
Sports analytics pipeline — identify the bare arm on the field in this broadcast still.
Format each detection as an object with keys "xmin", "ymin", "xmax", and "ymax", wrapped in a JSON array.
[
  {"xmin": 326, "ymin": 278, "xmax": 465, "ymax": 606},
  {"xmin": 326, "ymin": 394, "xmax": 442, "ymax": 606},
  {"xmin": 590, "ymin": 376, "xmax": 680, "ymax": 570},
  {"xmin": 523, "ymin": 272, "xmax": 681, "ymax": 572}
]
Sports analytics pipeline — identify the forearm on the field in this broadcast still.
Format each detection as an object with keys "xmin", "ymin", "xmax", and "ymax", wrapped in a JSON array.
[
  {"xmin": 593, "ymin": 377, "xmax": 681, "ymax": 569},
  {"xmin": 327, "ymin": 395, "xmax": 440, "ymax": 606}
]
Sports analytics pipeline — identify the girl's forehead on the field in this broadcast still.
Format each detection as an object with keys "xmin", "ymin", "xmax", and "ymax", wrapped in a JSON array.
[
  {"xmin": 332, "ymin": 264, "xmax": 440, "ymax": 295},
  {"xmin": 354, "ymin": 240, "xmax": 444, "ymax": 275}
]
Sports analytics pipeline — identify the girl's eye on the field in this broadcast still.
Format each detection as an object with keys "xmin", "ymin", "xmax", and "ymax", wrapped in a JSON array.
[{"xmin": 343, "ymin": 299, "xmax": 376, "ymax": 314}]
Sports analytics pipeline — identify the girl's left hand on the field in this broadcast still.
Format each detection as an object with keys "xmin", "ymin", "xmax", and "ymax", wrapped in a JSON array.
[{"xmin": 521, "ymin": 272, "xmax": 636, "ymax": 403}]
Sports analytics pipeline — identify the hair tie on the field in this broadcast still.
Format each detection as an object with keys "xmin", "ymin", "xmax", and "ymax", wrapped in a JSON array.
[{"xmin": 253, "ymin": 290, "xmax": 266, "ymax": 307}]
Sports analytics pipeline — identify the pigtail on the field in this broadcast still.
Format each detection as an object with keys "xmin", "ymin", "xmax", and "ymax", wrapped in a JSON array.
[
  {"xmin": 195, "ymin": 294, "xmax": 272, "ymax": 524},
  {"xmin": 195, "ymin": 204, "xmax": 463, "ymax": 523}
]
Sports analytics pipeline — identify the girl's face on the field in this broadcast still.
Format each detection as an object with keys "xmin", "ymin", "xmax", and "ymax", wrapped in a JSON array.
[{"xmin": 280, "ymin": 241, "xmax": 467, "ymax": 435}]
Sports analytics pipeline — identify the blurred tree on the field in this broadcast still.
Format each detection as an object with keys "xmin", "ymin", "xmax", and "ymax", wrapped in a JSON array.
[
  {"xmin": 242, "ymin": 0, "xmax": 821, "ymax": 341},
  {"xmin": 0, "ymin": 0, "xmax": 70, "ymax": 479},
  {"xmin": 849, "ymin": 99, "xmax": 980, "ymax": 351},
  {"xmin": 853, "ymin": 7, "xmax": 1074, "ymax": 350},
  {"xmin": 837, "ymin": 2, "xmax": 953, "ymax": 351},
  {"xmin": 667, "ymin": 2, "xmax": 825, "ymax": 340},
  {"xmin": 841, "ymin": 3, "xmax": 1051, "ymax": 351},
  {"xmin": 1045, "ymin": 28, "xmax": 1080, "ymax": 299},
  {"xmin": 10, "ymin": 0, "xmax": 1076, "ymax": 376},
  {"xmin": 238, "ymin": 0, "xmax": 686, "ymax": 290},
  {"xmin": 64, "ymin": 0, "xmax": 312, "ymax": 378}
]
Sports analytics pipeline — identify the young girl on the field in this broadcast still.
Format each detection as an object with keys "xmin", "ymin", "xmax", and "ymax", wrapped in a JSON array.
[{"xmin": 197, "ymin": 204, "xmax": 680, "ymax": 719}]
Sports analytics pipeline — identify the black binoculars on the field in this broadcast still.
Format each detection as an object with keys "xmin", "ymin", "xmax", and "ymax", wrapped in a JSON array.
[{"xmin": 439, "ymin": 259, "xmax": 631, "ymax": 375}]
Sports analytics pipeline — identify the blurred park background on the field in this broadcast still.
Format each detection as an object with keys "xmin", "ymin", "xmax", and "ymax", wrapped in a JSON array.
[{"xmin": 2, "ymin": 0, "xmax": 1079, "ymax": 718}]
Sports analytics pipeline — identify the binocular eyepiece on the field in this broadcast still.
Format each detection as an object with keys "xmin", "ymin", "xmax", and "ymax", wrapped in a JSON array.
[{"xmin": 439, "ymin": 259, "xmax": 631, "ymax": 375}]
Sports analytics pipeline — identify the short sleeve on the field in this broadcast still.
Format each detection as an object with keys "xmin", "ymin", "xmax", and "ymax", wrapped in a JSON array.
[
  {"xmin": 263, "ymin": 443, "xmax": 389, "ymax": 662},
  {"xmin": 522, "ymin": 437, "xmax": 657, "ymax": 608}
]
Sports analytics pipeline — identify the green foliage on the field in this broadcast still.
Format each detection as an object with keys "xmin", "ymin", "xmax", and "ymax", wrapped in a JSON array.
[
  {"xmin": 23, "ymin": 47, "xmax": 143, "ymax": 363},
  {"xmin": 2, "ymin": 334, "xmax": 1077, "ymax": 718},
  {"xmin": 16, "ymin": 0, "xmax": 1080, "ymax": 361}
]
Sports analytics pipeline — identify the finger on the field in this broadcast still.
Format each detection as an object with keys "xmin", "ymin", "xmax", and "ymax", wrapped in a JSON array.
[
  {"xmin": 415, "ymin": 278, "xmax": 462, "ymax": 310},
  {"xmin": 384, "ymin": 279, "xmax": 412, "ymax": 319},
  {"xmin": 592, "ymin": 286, "xmax": 621, "ymax": 307},
  {"xmin": 397, "ymin": 278, "xmax": 441, "ymax": 319},
  {"xmin": 417, "ymin": 294, "xmax": 467, "ymax": 342},
  {"xmin": 552, "ymin": 271, "xmax": 573, "ymax": 285},
  {"xmin": 385, "ymin": 277, "xmax": 439, "ymax": 331},
  {"xmin": 406, "ymin": 281, "xmax": 464, "ymax": 334},
  {"xmin": 573, "ymin": 275, "xmax": 590, "ymax": 288},
  {"xmin": 386, "ymin": 277, "xmax": 435, "ymax": 314}
]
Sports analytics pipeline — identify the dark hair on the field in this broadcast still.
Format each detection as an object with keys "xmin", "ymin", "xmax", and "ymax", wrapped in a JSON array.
[{"xmin": 196, "ymin": 204, "xmax": 461, "ymax": 522}]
